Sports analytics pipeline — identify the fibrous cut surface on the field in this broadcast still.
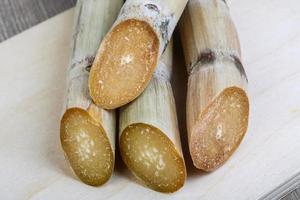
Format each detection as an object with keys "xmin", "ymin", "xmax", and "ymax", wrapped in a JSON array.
[
  {"xmin": 190, "ymin": 87, "xmax": 249, "ymax": 171},
  {"xmin": 120, "ymin": 123, "xmax": 186, "ymax": 193},
  {"xmin": 60, "ymin": 108, "xmax": 114, "ymax": 186},
  {"xmin": 89, "ymin": 19, "xmax": 159, "ymax": 109}
]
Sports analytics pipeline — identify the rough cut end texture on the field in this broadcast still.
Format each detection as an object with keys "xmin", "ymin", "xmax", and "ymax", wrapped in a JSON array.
[
  {"xmin": 60, "ymin": 108, "xmax": 114, "ymax": 186},
  {"xmin": 190, "ymin": 87, "xmax": 249, "ymax": 171},
  {"xmin": 120, "ymin": 123, "xmax": 186, "ymax": 193},
  {"xmin": 89, "ymin": 19, "xmax": 160, "ymax": 109}
]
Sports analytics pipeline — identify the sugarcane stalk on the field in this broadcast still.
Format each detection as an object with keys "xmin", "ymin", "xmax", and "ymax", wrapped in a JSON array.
[
  {"xmin": 60, "ymin": 0, "xmax": 123, "ymax": 186},
  {"xmin": 119, "ymin": 41, "xmax": 186, "ymax": 193},
  {"xmin": 179, "ymin": 0, "xmax": 249, "ymax": 171},
  {"xmin": 89, "ymin": 0, "xmax": 188, "ymax": 109}
]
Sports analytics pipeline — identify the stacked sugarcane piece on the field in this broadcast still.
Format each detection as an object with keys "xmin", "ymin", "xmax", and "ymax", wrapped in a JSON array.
[
  {"xmin": 60, "ymin": 0, "xmax": 249, "ymax": 193},
  {"xmin": 60, "ymin": 0, "xmax": 123, "ymax": 186},
  {"xmin": 89, "ymin": 0, "xmax": 188, "ymax": 109},
  {"xmin": 119, "ymin": 41, "xmax": 186, "ymax": 193},
  {"xmin": 179, "ymin": 0, "xmax": 249, "ymax": 171}
]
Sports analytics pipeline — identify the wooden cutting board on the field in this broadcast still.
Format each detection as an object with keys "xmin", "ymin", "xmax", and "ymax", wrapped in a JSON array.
[{"xmin": 0, "ymin": 0, "xmax": 299, "ymax": 199}]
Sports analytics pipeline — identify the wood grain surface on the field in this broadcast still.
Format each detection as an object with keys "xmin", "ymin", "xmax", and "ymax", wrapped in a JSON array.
[
  {"xmin": 0, "ymin": 0, "xmax": 299, "ymax": 199},
  {"xmin": 0, "ymin": 0, "xmax": 75, "ymax": 42}
]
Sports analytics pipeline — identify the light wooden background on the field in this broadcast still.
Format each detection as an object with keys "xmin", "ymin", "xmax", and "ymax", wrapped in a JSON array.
[{"xmin": 0, "ymin": 0, "xmax": 299, "ymax": 199}]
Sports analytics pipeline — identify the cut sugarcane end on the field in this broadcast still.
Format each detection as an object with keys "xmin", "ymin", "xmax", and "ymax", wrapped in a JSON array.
[
  {"xmin": 120, "ymin": 123, "xmax": 186, "ymax": 193},
  {"xmin": 89, "ymin": 19, "xmax": 159, "ymax": 109},
  {"xmin": 60, "ymin": 108, "xmax": 114, "ymax": 186},
  {"xmin": 190, "ymin": 87, "xmax": 249, "ymax": 171}
]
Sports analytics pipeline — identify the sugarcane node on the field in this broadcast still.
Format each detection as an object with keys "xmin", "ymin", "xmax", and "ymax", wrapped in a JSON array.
[
  {"xmin": 144, "ymin": 3, "xmax": 160, "ymax": 13},
  {"xmin": 198, "ymin": 49, "xmax": 216, "ymax": 65},
  {"xmin": 160, "ymin": 17, "xmax": 171, "ymax": 45},
  {"xmin": 231, "ymin": 55, "xmax": 248, "ymax": 82}
]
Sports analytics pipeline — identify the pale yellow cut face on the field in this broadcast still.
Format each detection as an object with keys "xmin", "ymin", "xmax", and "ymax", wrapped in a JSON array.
[
  {"xmin": 60, "ymin": 108, "xmax": 114, "ymax": 186},
  {"xmin": 190, "ymin": 87, "xmax": 249, "ymax": 171},
  {"xmin": 120, "ymin": 123, "xmax": 186, "ymax": 193},
  {"xmin": 89, "ymin": 19, "xmax": 159, "ymax": 109}
]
